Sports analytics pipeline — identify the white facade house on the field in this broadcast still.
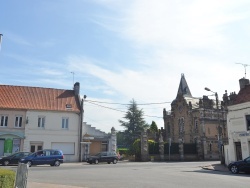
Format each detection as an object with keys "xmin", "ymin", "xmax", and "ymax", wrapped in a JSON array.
[
  {"xmin": 224, "ymin": 78, "xmax": 250, "ymax": 165},
  {"xmin": 225, "ymin": 101, "xmax": 250, "ymax": 165},
  {"xmin": 23, "ymin": 110, "xmax": 81, "ymax": 162},
  {"xmin": 0, "ymin": 82, "xmax": 83, "ymax": 162}
]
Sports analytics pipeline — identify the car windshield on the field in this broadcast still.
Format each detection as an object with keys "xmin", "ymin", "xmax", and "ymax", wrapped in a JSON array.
[{"xmin": 95, "ymin": 153, "xmax": 101, "ymax": 157}]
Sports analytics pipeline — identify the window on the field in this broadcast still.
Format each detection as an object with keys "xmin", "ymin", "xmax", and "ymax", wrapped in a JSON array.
[
  {"xmin": 101, "ymin": 141, "xmax": 108, "ymax": 151},
  {"xmin": 62, "ymin": 117, "xmax": 69, "ymax": 129},
  {"xmin": 30, "ymin": 143, "xmax": 43, "ymax": 152},
  {"xmin": 179, "ymin": 117, "xmax": 184, "ymax": 134},
  {"xmin": 167, "ymin": 122, "xmax": 170, "ymax": 134},
  {"xmin": 15, "ymin": 116, "xmax": 23, "ymax": 128},
  {"xmin": 0, "ymin": 115, "xmax": 8, "ymax": 127},
  {"xmin": 246, "ymin": 115, "xmax": 250, "ymax": 130},
  {"xmin": 194, "ymin": 119, "xmax": 198, "ymax": 130},
  {"xmin": 38, "ymin": 117, "xmax": 45, "ymax": 128}
]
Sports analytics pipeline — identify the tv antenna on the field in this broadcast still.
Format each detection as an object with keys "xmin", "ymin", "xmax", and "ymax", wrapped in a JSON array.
[
  {"xmin": 235, "ymin": 63, "xmax": 250, "ymax": 78},
  {"xmin": 70, "ymin": 72, "xmax": 75, "ymax": 87}
]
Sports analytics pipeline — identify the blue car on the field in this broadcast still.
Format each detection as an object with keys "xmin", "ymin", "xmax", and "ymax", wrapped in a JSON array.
[
  {"xmin": 19, "ymin": 149, "xmax": 64, "ymax": 167},
  {"xmin": 228, "ymin": 156, "xmax": 250, "ymax": 174}
]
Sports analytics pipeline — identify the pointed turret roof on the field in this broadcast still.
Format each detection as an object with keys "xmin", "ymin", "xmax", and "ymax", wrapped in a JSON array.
[{"xmin": 176, "ymin": 74, "xmax": 192, "ymax": 98}]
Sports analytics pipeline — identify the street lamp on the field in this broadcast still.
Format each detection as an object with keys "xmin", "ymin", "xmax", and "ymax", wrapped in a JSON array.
[{"xmin": 204, "ymin": 87, "xmax": 223, "ymax": 164}]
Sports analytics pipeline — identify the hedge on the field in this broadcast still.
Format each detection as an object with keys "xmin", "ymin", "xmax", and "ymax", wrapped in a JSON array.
[{"xmin": 0, "ymin": 168, "xmax": 16, "ymax": 188}]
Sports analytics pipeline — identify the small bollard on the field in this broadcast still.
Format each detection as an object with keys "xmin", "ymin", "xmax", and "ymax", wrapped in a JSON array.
[{"xmin": 15, "ymin": 163, "xmax": 29, "ymax": 188}]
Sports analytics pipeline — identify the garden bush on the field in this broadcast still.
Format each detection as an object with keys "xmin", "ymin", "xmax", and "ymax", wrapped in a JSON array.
[{"xmin": 0, "ymin": 168, "xmax": 15, "ymax": 188}]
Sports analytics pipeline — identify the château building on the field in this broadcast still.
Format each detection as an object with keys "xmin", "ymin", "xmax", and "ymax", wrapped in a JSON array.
[{"xmin": 163, "ymin": 74, "xmax": 228, "ymax": 161}]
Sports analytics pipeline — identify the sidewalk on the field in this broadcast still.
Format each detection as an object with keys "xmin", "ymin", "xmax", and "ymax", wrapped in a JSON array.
[
  {"xmin": 202, "ymin": 162, "xmax": 228, "ymax": 172},
  {"xmin": 27, "ymin": 182, "xmax": 84, "ymax": 188}
]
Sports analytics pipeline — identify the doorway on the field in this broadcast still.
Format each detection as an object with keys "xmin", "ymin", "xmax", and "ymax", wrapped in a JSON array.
[{"xmin": 235, "ymin": 142, "xmax": 242, "ymax": 161}]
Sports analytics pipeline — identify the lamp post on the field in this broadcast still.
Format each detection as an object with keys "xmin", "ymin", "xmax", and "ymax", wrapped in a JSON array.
[{"xmin": 204, "ymin": 87, "xmax": 223, "ymax": 164}]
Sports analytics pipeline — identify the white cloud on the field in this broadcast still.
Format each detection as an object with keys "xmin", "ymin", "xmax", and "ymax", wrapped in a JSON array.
[
  {"xmin": 119, "ymin": 0, "xmax": 249, "ymax": 50},
  {"xmin": 64, "ymin": 1, "xmax": 250, "ymax": 132}
]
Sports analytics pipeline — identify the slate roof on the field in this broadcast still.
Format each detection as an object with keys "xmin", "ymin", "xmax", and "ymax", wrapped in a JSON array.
[
  {"xmin": 233, "ymin": 84, "xmax": 250, "ymax": 105},
  {"xmin": 176, "ymin": 74, "xmax": 192, "ymax": 98},
  {"xmin": 0, "ymin": 85, "xmax": 81, "ymax": 112}
]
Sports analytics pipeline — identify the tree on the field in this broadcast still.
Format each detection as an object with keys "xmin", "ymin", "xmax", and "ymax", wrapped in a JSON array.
[
  {"xmin": 119, "ymin": 99, "xmax": 149, "ymax": 148},
  {"xmin": 150, "ymin": 121, "xmax": 158, "ymax": 133}
]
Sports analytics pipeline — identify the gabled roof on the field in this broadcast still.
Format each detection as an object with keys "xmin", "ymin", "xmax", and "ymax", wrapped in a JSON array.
[
  {"xmin": 233, "ymin": 84, "xmax": 250, "ymax": 105},
  {"xmin": 176, "ymin": 74, "xmax": 192, "ymax": 98},
  {"xmin": 0, "ymin": 85, "xmax": 81, "ymax": 112}
]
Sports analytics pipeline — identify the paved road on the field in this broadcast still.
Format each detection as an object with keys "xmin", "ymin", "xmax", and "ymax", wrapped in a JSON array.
[{"xmin": 2, "ymin": 161, "xmax": 250, "ymax": 188}]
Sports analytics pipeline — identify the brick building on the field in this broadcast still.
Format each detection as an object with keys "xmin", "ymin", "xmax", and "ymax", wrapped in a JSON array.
[{"xmin": 163, "ymin": 74, "xmax": 228, "ymax": 161}]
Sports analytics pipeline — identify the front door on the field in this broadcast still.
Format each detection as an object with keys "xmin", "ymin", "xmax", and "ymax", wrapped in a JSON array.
[{"xmin": 235, "ymin": 142, "xmax": 242, "ymax": 161}]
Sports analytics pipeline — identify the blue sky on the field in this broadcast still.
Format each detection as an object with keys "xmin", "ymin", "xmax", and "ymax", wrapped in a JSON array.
[{"xmin": 1, "ymin": 0, "xmax": 250, "ymax": 133}]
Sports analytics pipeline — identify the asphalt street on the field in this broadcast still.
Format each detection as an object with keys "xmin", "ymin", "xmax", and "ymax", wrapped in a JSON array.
[{"xmin": 2, "ymin": 161, "xmax": 250, "ymax": 188}]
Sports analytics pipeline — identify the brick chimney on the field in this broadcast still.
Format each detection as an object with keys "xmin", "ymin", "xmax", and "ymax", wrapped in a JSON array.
[
  {"xmin": 74, "ymin": 82, "xmax": 80, "ymax": 95},
  {"xmin": 239, "ymin": 78, "xmax": 249, "ymax": 90}
]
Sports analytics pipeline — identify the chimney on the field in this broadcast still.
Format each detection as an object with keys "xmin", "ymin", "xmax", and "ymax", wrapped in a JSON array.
[
  {"xmin": 239, "ymin": 78, "xmax": 249, "ymax": 90},
  {"xmin": 74, "ymin": 82, "xmax": 80, "ymax": 95}
]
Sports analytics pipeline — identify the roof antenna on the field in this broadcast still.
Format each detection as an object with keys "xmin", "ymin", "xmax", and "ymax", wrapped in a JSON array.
[
  {"xmin": 235, "ymin": 63, "xmax": 250, "ymax": 78},
  {"xmin": 70, "ymin": 72, "xmax": 75, "ymax": 87}
]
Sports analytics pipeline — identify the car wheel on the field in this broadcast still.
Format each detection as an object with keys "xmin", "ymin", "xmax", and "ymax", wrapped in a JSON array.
[
  {"xmin": 113, "ymin": 159, "xmax": 117, "ymax": 164},
  {"xmin": 89, "ymin": 162, "xmax": 92, "ymax": 164},
  {"xmin": 230, "ymin": 165, "xmax": 239, "ymax": 174},
  {"xmin": 3, "ymin": 160, "xmax": 9, "ymax": 166},
  {"xmin": 54, "ymin": 160, "xmax": 60, "ymax": 167},
  {"xmin": 94, "ymin": 159, "xmax": 99, "ymax": 164},
  {"xmin": 27, "ymin": 161, "xmax": 32, "ymax": 167}
]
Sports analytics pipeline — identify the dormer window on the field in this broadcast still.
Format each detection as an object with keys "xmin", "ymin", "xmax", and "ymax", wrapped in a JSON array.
[{"xmin": 66, "ymin": 104, "xmax": 72, "ymax": 109}]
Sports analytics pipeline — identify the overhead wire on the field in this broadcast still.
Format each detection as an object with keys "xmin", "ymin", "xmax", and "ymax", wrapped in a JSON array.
[
  {"xmin": 85, "ymin": 100, "xmax": 164, "ymax": 119},
  {"xmin": 85, "ymin": 99, "xmax": 171, "ymax": 105}
]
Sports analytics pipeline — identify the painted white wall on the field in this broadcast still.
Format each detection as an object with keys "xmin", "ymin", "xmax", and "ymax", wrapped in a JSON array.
[
  {"xmin": 226, "ymin": 102, "xmax": 250, "ymax": 164},
  {"xmin": 23, "ymin": 110, "xmax": 80, "ymax": 162}
]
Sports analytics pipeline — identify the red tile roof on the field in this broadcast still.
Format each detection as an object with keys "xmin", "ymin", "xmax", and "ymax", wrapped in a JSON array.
[
  {"xmin": 0, "ymin": 85, "xmax": 81, "ymax": 112},
  {"xmin": 233, "ymin": 85, "xmax": 250, "ymax": 105}
]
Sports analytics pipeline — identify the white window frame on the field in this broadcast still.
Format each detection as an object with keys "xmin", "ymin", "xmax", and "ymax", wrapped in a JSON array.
[
  {"xmin": 62, "ymin": 117, "xmax": 69, "ymax": 129},
  {"xmin": 15, "ymin": 116, "xmax": 23, "ymax": 128},
  {"xmin": 38, "ymin": 116, "xmax": 45, "ymax": 128},
  {"xmin": 0, "ymin": 115, "xmax": 8, "ymax": 127}
]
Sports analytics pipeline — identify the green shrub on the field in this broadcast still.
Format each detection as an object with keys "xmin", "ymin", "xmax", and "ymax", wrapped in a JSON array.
[
  {"xmin": 132, "ymin": 139, "xmax": 141, "ymax": 161},
  {"xmin": 0, "ymin": 168, "xmax": 16, "ymax": 188},
  {"xmin": 118, "ymin": 148, "xmax": 129, "ymax": 155},
  {"xmin": 148, "ymin": 140, "xmax": 159, "ymax": 154}
]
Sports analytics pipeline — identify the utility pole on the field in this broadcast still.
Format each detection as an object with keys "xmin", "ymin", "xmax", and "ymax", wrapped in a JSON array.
[
  {"xmin": 79, "ymin": 94, "xmax": 87, "ymax": 162},
  {"xmin": 71, "ymin": 72, "xmax": 75, "ymax": 87},
  {"xmin": 205, "ymin": 87, "xmax": 223, "ymax": 164}
]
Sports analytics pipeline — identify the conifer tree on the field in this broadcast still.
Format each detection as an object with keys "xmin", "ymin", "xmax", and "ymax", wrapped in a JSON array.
[{"xmin": 119, "ymin": 99, "xmax": 149, "ymax": 147}]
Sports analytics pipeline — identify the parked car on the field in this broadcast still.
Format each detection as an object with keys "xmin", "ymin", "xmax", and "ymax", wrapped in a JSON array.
[
  {"xmin": 228, "ymin": 156, "xmax": 250, "ymax": 174},
  {"xmin": 87, "ymin": 152, "xmax": 118, "ymax": 164},
  {"xmin": 0, "ymin": 152, "xmax": 32, "ymax": 166},
  {"xmin": 19, "ymin": 149, "xmax": 64, "ymax": 167}
]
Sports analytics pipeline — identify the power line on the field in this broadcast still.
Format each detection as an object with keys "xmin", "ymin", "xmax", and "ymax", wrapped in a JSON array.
[
  {"xmin": 85, "ymin": 99, "xmax": 171, "ymax": 105},
  {"xmin": 86, "ymin": 101, "xmax": 163, "ymax": 119}
]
